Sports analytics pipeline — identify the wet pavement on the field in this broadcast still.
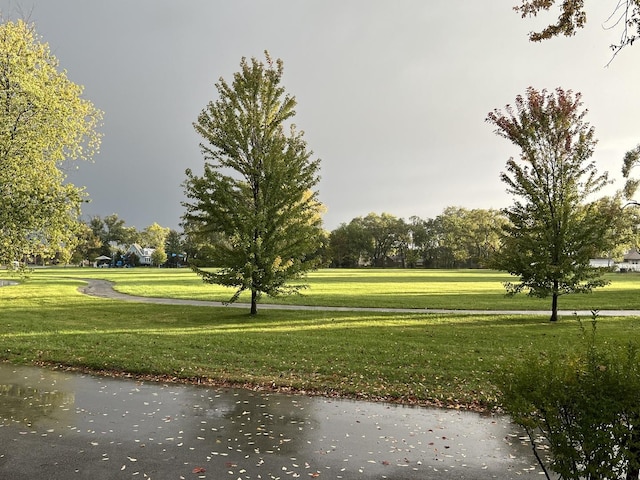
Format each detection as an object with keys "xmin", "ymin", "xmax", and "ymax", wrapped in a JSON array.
[{"xmin": 0, "ymin": 364, "xmax": 549, "ymax": 479}]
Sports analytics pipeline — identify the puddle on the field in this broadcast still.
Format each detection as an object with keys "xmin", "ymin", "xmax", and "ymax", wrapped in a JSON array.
[{"xmin": 0, "ymin": 364, "xmax": 547, "ymax": 479}]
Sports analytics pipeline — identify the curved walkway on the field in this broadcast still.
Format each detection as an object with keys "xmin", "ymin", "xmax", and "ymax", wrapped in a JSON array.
[{"xmin": 78, "ymin": 278, "xmax": 640, "ymax": 317}]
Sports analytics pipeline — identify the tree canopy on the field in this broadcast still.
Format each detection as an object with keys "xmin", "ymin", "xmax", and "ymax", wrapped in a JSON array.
[
  {"xmin": 622, "ymin": 144, "xmax": 640, "ymax": 201},
  {"xmin": 183, "ymin": 52, "xmax": 324, "ymax": 315},
  {"xmin": 515, "ymin": 0, "xmax": 640, "ymax": 56},
  {"xmin": 140, "ymin": 222, "xmax": 170, "ymax": 249},
  {"xmin": 0, "ymin": 19, "xmax": 102, "ymax": 268},
  {"xmin": 487, "ymin": 87, "xmax": 616, "ymax": 321},
  {"xmin": 327, "ymin": 209, "xmax": 507, "ymax": 269}
]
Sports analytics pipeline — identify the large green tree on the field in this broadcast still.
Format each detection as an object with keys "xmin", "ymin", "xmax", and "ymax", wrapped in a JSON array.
[
  {"xmin": 360, "ymin": 212, "xmax": 407, "ymax": 267},
  {"xmin": 486, "ymin": 87, "xmax": 615, "ymax": 322},
  {"xmin": 328, "ymin": 214, "xmax": 408, "ymax": 268},
  {"xmin": 140, "ymin": 222, "xmax": 170, "ymax": 249},
  {"xmin": 402, "ymin": 209, "xmax": 505, "ymax": 269},
  {"xmin": 88, "ymin": 214, "xmax": 139, "ymax": 257},
  {"xmin": 150, "ymin": 245, "xmax": 167, "ymax": 267},
  {"xmin": 0, "ymin": 19, "xmax": 102, "ymax": 268},
  {"xmin": 164, "ymin": 229, "xmax": 184, "ymax": 267},
  {"xmin": 432, "ymin": 207, "xmax": 507, "ymax": 269},
  {"xmin": 182, "ymin": 53, "xmax": 324, "ymax": 315},
  {"xmin": 328, "ymin": 221, "xmax": 367, "ymax": 268},
  {"xmin": 70, "ymin": 222, "xmax": 102, "ymax": 265}
]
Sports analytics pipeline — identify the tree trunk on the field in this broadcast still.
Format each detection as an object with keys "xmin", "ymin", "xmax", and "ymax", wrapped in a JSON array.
[
  {"xmin": 250, "ymin": 288, "xmax": 258, "ymax": 315},
  {"xmin": 550, "ymin": 281, "xmax": 559, "ymax": 322}
]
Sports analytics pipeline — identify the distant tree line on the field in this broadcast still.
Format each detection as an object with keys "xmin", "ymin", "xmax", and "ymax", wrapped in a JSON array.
[
  {"xmin": 66, "ymin": 207, "xmax": 509, "ymax": 271},
  {"xmin": 327, "ymin": 208, "xmax": 507, "ymax": 269},
  {"xmin": 68, "ymin": 208, "xmax": 510, "ymax": 271},
  {"xmin": 59, "ymin": 200, "xmax": 638, "ymax": 272}
]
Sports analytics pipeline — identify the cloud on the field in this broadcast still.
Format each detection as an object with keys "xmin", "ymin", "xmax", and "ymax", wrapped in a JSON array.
[{"xmin": 3, "ymin": 0, "xmax": 638, "ymax": 231}]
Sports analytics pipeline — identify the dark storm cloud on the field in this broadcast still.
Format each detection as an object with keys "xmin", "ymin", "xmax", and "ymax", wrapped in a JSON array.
[{"xmin": 2, "ymin": 1, "xmax": 638, "ymax": 230}]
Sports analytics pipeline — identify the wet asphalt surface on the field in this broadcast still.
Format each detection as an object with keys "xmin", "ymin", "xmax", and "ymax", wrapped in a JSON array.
[
  {"xmin": 0, "ymin": 364, "xmax": 549, "ymax": 480},
  {"xmin": 0, "ymin": 278, "xmax": 562, "ymax": 478}
]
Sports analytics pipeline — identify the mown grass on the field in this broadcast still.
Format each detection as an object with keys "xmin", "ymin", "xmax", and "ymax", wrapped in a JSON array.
[
  {"xmin": 44, "ymin": 266, "xmax": 640, "ymax": 310},
  {"xmin": 1, "ymin": 268, "xmax": 640, "ymax": 411}
]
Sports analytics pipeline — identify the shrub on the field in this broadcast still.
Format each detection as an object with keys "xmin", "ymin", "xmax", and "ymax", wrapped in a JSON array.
[{"xmin": 499, "ymin": 314, "xmax": 640, "ymax": 480}]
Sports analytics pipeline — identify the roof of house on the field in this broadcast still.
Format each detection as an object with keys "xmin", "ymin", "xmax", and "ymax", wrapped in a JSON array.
[
  {"xmin": 624, "ymin": 248, "xmax": 640, "ymax": 261},
  {"xmin": 128, "ymin": 243, "xmax": 155, "ymax": 257}
]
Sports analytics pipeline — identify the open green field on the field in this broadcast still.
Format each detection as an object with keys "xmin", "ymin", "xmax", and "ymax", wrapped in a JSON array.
[
  {"xmin": 40, "ymin": 266, "xmax": 640, "ymax": 310},
  {"xmin": 1, "ymin": 267, "xmax": 639, "ymax": 411}
]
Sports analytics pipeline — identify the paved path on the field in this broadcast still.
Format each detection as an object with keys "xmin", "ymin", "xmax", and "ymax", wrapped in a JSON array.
[
  {"xmin": 0, "ymin": 364, "xmax": 547, "ymax": 480},
  {"xmin": 78, "ymin": 278, "xmax": 640, "ymax": 317}
]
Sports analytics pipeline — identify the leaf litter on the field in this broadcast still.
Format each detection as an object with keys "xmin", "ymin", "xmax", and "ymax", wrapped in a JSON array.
[{"xmin": 0, "ymin": 364, "xmax": 544, "ymax": 479}]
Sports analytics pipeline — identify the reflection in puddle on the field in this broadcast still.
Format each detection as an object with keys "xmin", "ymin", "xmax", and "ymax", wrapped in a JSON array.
[
  {"xmin": 0, "ymin": 384, "xmax": 73, "ymax": 425},
  {"xmin": 0, "ymin": 364, "xmax": 547, "ymax": 479}
]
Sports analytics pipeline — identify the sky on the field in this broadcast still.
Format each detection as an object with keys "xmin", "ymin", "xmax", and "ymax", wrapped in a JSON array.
[{"xmin": 2, "ymin": 1, "xmax": 640, "ymax": 231}]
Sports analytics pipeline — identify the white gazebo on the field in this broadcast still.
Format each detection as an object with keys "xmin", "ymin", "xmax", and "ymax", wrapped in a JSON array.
[{"xmin": 93, "ymin": 255, "xmax": 111, "ymax": 268}]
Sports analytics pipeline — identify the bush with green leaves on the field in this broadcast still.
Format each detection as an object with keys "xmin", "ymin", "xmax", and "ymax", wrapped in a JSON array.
[{"xmin": 499, "ymin": 314, "xmax": 640, "ymax": 480}]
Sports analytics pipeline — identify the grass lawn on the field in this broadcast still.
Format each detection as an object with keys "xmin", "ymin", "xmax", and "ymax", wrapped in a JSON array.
[
  {"xmin": 1, "ymin": 267, "xmax": 640, "ymax": 411},
  {"xmin": 42, "ymin": 266, "xmax": 640, "ymax": 310}
]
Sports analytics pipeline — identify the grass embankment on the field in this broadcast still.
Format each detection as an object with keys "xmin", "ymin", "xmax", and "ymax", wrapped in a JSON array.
[{"xmin": 1, "ymin": 268, "xmax": 640, "ymax": 411}]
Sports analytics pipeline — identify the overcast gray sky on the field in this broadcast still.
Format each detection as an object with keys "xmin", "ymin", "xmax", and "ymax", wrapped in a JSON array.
[{"xmin": 3, "ymin": 1, "xmax": 639, "ymax": 231}]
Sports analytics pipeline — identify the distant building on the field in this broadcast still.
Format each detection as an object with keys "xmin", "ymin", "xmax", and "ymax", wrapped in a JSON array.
[
  {"xmin": 616, "ymin": 248, "xmax": 640, "ymax": 272},
  {"xmin": 589, "ymin": 258, "xmax": 615, "ymax": 269},
  {"xmin": 126, "ymin": 244, "xmax": 156, "ymax": 266}
]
